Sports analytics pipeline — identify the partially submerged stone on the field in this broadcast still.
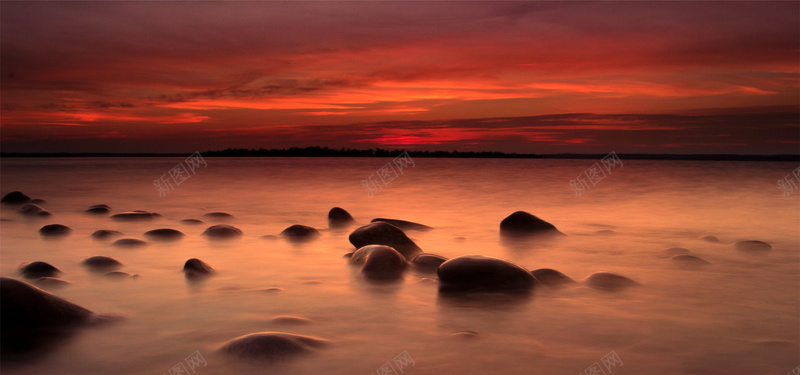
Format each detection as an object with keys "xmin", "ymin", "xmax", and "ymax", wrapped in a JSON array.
[
  {"xmin": 218, "ymin": 332, "xmax": 329, "ymax": 361},
  {"xmin": 39, "ymin": 224, "xmax": 72, "ymax": 237},
  {"xmin": 110, "ymin": 211, "xmax": 159, "ymax": 221},
  {"xmin": 280, "ymin": 225, "xmax": 320, "ymax": 240},
  {"xmin": 144, "ymin": 228, "xmax": 185, "ymax": 241},
  {"xmin": 91, "ymin": 230, "xmax": 123, "ymax": 240},
  {"xmin": 500, "ymin": 211, "xmax": 562, "ymax": 237},
  {"xmin": 183, "ymin": 258, "xmax": 215, "ymax": 279},
  {"xmin": 19, "ymin": 261, "xmax": 61, "ymax": 279},
  {"xmin": 349, "ymin": 222, "xmax": 422, "ymax": 260},
  {"xmin": 734, "ymin": 240, "xmax": 772, "ymax": 253},
  {"xmin": 531, "ymin": 268, "xmax": 574, "ymax": 287},
  {"xmin": 202, "ymin": 224, "xmax": 243, "ymax": 239},
  {"xmin": 18, "ymin": 204, "xmax": 51, "ymax": 217},
  {"xmin": 85, "ymin": 204, "xmax": 111, "ymax": 214},
  {"xmin": 371, "ymin": 218, "xmax": 433, "ymax": 231},
  {"xmin": 438, "ymin": 255, "xmax": 537, "ymax": 292},
  {"xmin": 328, "ymin": 207, "xmax": 355, "ymax": 227},
  {"xmin": 1, "ymin": 191, "xmax": 31, "ymax": 205},
  {"xmin": 584, "ymin": 272, "xmax": 639, "ymax": 292}
]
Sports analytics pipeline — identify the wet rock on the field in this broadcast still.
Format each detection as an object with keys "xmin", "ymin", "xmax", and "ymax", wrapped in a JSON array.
[
  {"xmin": 349, "ymin": 245, "xmax": 394, "ymax": 264},
  {"xmin": 35, "ymin": 277, "xmax": 70, "ymax": 288},
  {"xmin": 280, "ymin": 225, "xmax": 320, "ymax": 240},
  {"xmin": 1, "ymin": 191, "xmax": 31, "ymax": 205},
  {"xmin": 531, "ymin": 268, "xmax": 574, "ymax": 287},
  {"xmin": 20, "ymin": 262, "xmax": 61, "ymax": 279},
  {"xmin": 18, "ymin": 204, "xmax": 51, "ymax": 217},
  {"xmin": 30, "ymin": 199, "xmax": 47, "ymax": 205},
  {"xmin": 361, "ymin": 246, "xmax": 407, "ymax": 280},
  {"xmin": 202, "ymin": 224, "xmax": 243, "ymax": 239},
  {"xmin": 269, "ymin": 316, "xmax": 314, "ymax": 325},
  {"xmin": 438, "ymin": 255, "xmax": 537, "ymax": 292},
  {"xmin": 85, "ymin": 204, "xmax": 110, "ymax": 214},
  {"xmin": 500, "ymin": 211, "xmax": 562, "ymax": 237},
  {"xmin": 660, "ymin": 247, "xmax": 692, "ymax": 258},
  {"xmin": 110, "ymin": 211, "xmax": 159, "ymax": 221},
  {"xmin": 411, "ymin": 253, "xmax": 448, "ymax": 271},
  {"xmin": 180, "ymin": 219, "xmax": 204, "ymax": 225},
  {"xmin": 0, "ymin": 277, "xmax": 92, "ymax": 353},
  {"xmin": 328, "ymin": 207, "xmax": 355, "ymax": 227},
  {"xmin": 218, "ymin": 332, "xmax": 329, "ymax": 361},
  {"xmin": 734, "ymin": 240, "xmax": 772, "ymax": 253},
  {"xmin": 452, "ymin": 331, "xmax": 479, "ymax": 339},
  {"xmin": 183, "ymin": 258, "xmax": 214, "ymax": 279},
  {"xmin": 584, "ymin": 272, "xmax": 639, "ymax": 292},
  {"xmin": 371, "ymin": 218, "xmax": 433, "ymax": 231},
  {"xmin": 203, "ymin": 212, "xmax": 233, "ymax": 221},
  {"xmin": 698, "ymin": 235, "xmax": 720, "ymax": 243},
  {"xmin": 348, "ymin": 222, "xmax": 422, "ymax": 260},
  {"xmin": 594, "ymin": 229, "xmax": 616, "ymax": 235},
  {"xmin": 39, "ymin": 224, "xmax": 72, "ymax": 237},
  {"xmin": 112, "ymin": 238, "xmax": 148, "ymax": 248},
  {"xmin": 670, "ymin": 254, "xmax": 711, "ymax": 266},
  {"xmin": 104, "ymin": 271, "xmax": 135, "ymax": 279},
  {"xmin": 144, "ymin": 228, "xmax": 185, "ymax": 241},
  {"xmin": 81, "ymin": 256, "xmax": 123, "ymax": 270},
  {"xmin": 91, "ymin": 230, "xmax": 123, "ymax": 240}
]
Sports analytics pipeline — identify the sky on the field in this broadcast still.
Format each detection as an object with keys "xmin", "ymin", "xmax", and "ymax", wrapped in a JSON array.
[{"xmin": 1, "ymin": 1, "xmax": 798, "ymax": 154}]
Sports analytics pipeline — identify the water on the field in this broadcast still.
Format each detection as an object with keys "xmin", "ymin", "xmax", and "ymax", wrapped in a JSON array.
[{"xmin": 1, "ymin": 157, "xmax": 798, "ymax": 375}]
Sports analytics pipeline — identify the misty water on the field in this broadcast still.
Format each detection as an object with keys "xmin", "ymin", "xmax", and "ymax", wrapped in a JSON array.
[{"xmin": 1, "ymin": 157, "xmax": 798, "ymax": 375}]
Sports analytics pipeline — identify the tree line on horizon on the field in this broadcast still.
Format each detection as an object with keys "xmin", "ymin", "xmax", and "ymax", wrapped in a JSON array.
[{"xmin": 203, "ymin": 147, "xmax": 543, "ymax": 158}]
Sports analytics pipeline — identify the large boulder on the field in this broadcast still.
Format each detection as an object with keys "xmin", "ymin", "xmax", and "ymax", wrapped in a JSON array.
[
  {"xmin": 438, "ymin": 255, "xmax": 538, "ymax": 292},
  {"xmin": 584, "ymin": 272, "xmax": 639, "ymax": 292},
  {"xmin": 20, "ymin": 261, "xmax": 61, "ymax": 279},
  {"xmin": 280, "ymin": 225, "xmax": 319, "ymax": 240},
  {"xmin": 183, "ymin": 258, "xmax": 215, "ymax": 279},
  {"xmin": 202, "ymin": 224, "xmax": 243, "ymax": 239},
  {"xmin": 499, "ymin": 211, "xmax": 562, "ymax": 237},
  {"xmin": 39, "ymin": 224, "xmax": 72, "ymax": 237},
  {"xmin": 328, "ymin": 207, "xmax": 355, "ymax": 227},
  {"xmin": 1, "ymin": 191, "xmax": 31, "ymax": 205},
  {"xmin": 360, "ymin": 246, "xmax": 407, "ymax": 280},
  {"xmin": 144, "ymin": 228, "xmax": 185, "ymax": 241},
  {"xmin": 218, "ymin": 332, "xmax": 329, "ymax": 361},
  {"xmin": 371, "ymin": 218, "xmax": 433, "ymax": 231},
  {"xmin": 81, "ymin": 256, "xmax": 123, "ymax": 271},
  {"xmin": 348, "ymin": 222, "xmax": 422, "ymax": 260}
]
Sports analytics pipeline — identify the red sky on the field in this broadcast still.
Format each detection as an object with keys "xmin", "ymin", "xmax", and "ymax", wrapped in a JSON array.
[{"xmin": 1, "ymin": 1, "xmax": 798, "ymax": 154}]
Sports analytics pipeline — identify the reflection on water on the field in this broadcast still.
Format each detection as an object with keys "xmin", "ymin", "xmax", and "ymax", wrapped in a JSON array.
[{"xmin": 0, "ymin": 157, "xmax": 798, "ymax": 375}]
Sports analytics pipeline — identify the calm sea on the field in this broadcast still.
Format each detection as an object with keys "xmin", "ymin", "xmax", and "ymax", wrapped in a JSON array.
[{"xmin": 1, "ymin": 157, "xmax": 798, "ymax": 375}]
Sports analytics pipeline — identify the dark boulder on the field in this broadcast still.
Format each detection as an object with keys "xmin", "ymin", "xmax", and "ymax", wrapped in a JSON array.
[
  {"xmin": 280, "ymin": 225, "xmax": 320, "ymax": 240},
  {"xmin": 348, "ymin": 222, "xmax": 422, "ymax": 260},
  {"xmin": 85, "ymin": 204, "xmax": 111, "ymax": 214},
  {"xmin": 202, "ymin": 224, "xmax": 243, "ymax": 239},
  {"xmin": 531, "ymin": 268, "xmax": 574, "ymax": 287},
  {"xmin": 218, "ymin": 332, "xmax": 329, "ymax": 361},
  {"xmin": 112, "ymin": 238, "xmax": 148, "ymax": 248},
  {"xmin": 183, "ymin": 258, "xmax": 215, "ymax": 279},
  {"xmin": 18, "ymin": 204, "xmax": 51, "ymax": 217},
  {"xmin": 371, "ymin": 218, "xmax": 433, "ymax": 231},
  {"xmin": 361, "ymin": 246, "xmax": 407, "ymax": 280},
  {"xmin": 1, "ymin": 191, "xmax": 31, "ymax": 205},
  {"xmin": 327, "ymin": 207, "xmax": 355, "ymax": 227},
  {"xmin": 584, "ymin": 272, "xmax": 639, "ymax": 292},
  {"xmin": 144, "ymin": 228, "xmax": 185, "ymax": 241},
  {"xmin": 411, "ymin": 253, "xmax": 448, "ymax": 271},
  {"xmin": 110, "ymin": 211, "xmax": 159, "ymax": 221},
  {"xmin": 39, "ymin": 224, "xmax": 72, "ymax": 237},
  {"xmin": 500, "ymin": 211, "xmax": 562, "ymax": 237},
  {"xmin": 20, "ymin": 262, "xmax": 60, "ymax": 279},
  {"xmin": 81, "ymin": 256, "xmax": 123, "ymax": 270},
  {"xmin": 438, "ymin": 255, "xmax": 537, "ymax": 292},
  {"xmin": 91, "ymin": 230, "xmax": 123, "ymax": 240}
]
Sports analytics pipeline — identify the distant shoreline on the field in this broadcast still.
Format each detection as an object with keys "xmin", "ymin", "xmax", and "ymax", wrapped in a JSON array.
[{"xmin": 1, "ymin": 148, "xmax": 798, "ymax": 161}]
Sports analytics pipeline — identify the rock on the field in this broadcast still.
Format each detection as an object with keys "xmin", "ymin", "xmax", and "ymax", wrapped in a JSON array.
[
  {"xmin": 0, "ymin": 277, "xmax": 92, "ymax": 352},
  {"xmin": 91, "ymin": 230, "xmax": 123, "ymax": 240},
  {"xmin": 143, "ymin": 228, "xmax": 185, "ymax": 241},
  {"xmin": 371, "ymin": 218, "xmax": 433, "ymax": 231},
  {"xmin": 349, "ymin": 245, "xmax": 394, "ymax": 264},
  {"xmin": 531, "ymin": 268, "xmax": 574, "ymax": 286},
  {"xmin": 35, "ymin": 277, "xmax": 70, "ymax": 288},
  {"xmin": 452, "ymin": 331, "xmax": 479, "ymax": 339},
  {"xmin": 110, "ymin": 211, "xmax": 159, "ymax": 221},
  {"xmin": 584, "ymin": 272, "xmax": 639, "ymax": 292},
  {"xmin": 438, "ymin": 255, "xmax": 537, "ymax": 292},
  {"xmin": 30, "ymin": 199, "xmax": 47, "ymax": 205},
  {"xmin": 660, "ymin": 247, "xmax": 692, "ymax": 258},
  {"xmin": 39, "ymin": 224, "xmax": 72, "ymax": 237},
  {"xmin": 218, "ymin": 332, "xmax": 329, "ymax": 361},
  {"xmin": 269, "ymin": 316, "xmax": 314, "ymax": 325},
  {"xmin": 328, "ymin": 207, "xmax": 355, "ymax": 227},
  {"xmin": 183, "ymin": 258, "xmax": 214, "ymax": 278},
  {"xmin": 348, "ymin": 222, "xmax": 422, "ymax": 260},
  {"xmin": 85, "ymin": 204, "xmax": 110, "ymax": 214},
  {"xmin": 500, "ymin": 211, "xmax": 562, "ymax": 237},
  {"xmin": 734, "ymin": 240, "xmax": 772, "ymax": 253},
  {"xmin": 698, "ymin": 235, "xmax": 720, "ymax": 243},
  {"xmin": 1, "ymin": 191, "xmax": 31, "ymax": 205},
  {"xmin": 670, "ymin": 254, "xmax": 711, "ymax": 266},
  {"xmin": 18, "ymin": 204, "xmax": 51, "ymax": 217},
  {"xmin": 103, "ymin": 271, "xmax": 135, "ymax": 279},
  {"xmin": 203, "ymin": 212, "xmax": 233, "ymax": 221},
  {"xmin": 180, "ymin": 219, "xmax": 204, "ymax": 225},
  {"xmin": 20, "ymin": 262, "xmax": 61, "ymax": 279},
  {"xmin": 361, "ymin": 246, "xmax": 407, "ymax": 280},
  {"xmin": 81, "ymin": 256, "xmax": 123, "ymax": 270},
  {"xmin": 280, "ymin": 225, "xmax": 320, "ymax": 240},
  {"xmin": 112, "ymin": 238, "xmax": 148, "ymax": 248},
  {"xmin": 411, "ymin": 253, "xmax": 448, "ymax": 271},
  {"xmin": 202, "ymin": 224, "xmax": 243, "ymax": 239}
]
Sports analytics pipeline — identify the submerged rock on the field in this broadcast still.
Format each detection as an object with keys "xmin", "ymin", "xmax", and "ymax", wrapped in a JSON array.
[
  {"xmin": 670, "ymin": 254, "xmax": 711, "ymax": 266},
  {"xmin": 1, "ymin": 277, "xmax": 92, "ymax": 353},
  {"xmin": 1, "ymin": 191, "xmax": 31, "ymax": 205},
  {"xmin": 360, "ymin": 246, "xmax": 407, "ymax": 280},
  {"xmin": 280, "ymin": 225, "xmax": 320, "ymax": 240},
  {"xmin": 85, "ymin": 204, "xmax": 111, "ymax": 214},
  {"xmin": 218, "ymin": 332, "xmax": 329, "ymax": 361},
  {"xmin": 20, "ymin": 261, "xmax": 61, "ymax": 279},
  {"xmin": 411, "ymin": 253, "xmax": 448, "ymax": 271},
  {"xmin": 144, "ymin": 228, "xmax": 185, "ymax": 241},
  {"xmin": 734, "ymin": 240, "xmax": 772, "ymax": 253},
  {"xmin": 110, "ymin": 211, "xmax": 159, "ymax": 221},
  {"xmin": 203, "ymin": 212, "xmax": 233, "ymax": 221},
  {"xmin": 500, "ymin": 211, "xmax": 562, "ymax": 237},
  {"xmin": 81, "ymin": 256, "xmax": 123, "ymax": 270},
  {"xmin": 180, "ymin": 219, "xmax": 204, "ymax": 225},
  {"xmin": 91, "ymin": 230, "xmax": 123, "ymax": 240},
  {"xmin": 112, "ymin": 238, "xmax": 148, "ymax": 248},
  {"xmin": 18, "ymin": 204, "xmax": 51, "ymax": 217},
  {"xmin": 328, "ymin": 207, "xmax": 355, "ymax": 227},
  {"xmin": 183, "ymin": 258, "xmax": 215, "ymax": 278},
  {"xmin": 371, "ymin": 218, "xmax": 433, "ymax": 231},
  {"xmin": 35, "ymin": 277, "xmax": 70, "ymax": 288},
  {"xmin": 202, "ymin": 224, "xmax": 243, "ymax": 239},
  {"xmin": 348, "ymin": 222, "xmax": 422, "ymax": 260},
  {"xmin": 104, "ymin": 271, "xmax": 137, "ymax": 279},
  {"xmin": 531, "ymin": 268, "xmax": 574, "ymax": 287},
  {"xmin": 349, "ymin": 245, "xmax": 393, "ymax": 264},
  {"xmin": 697, "ymin": 235, "xmax": 720, "ymax": 243},
  {"xmin": 438, "ymin": 255, "xmax": 537, "ymax": 292},
  {"xmin": 39, "ymin": 224, "xmax": 72, "ymax": 237},
  {"xmin": 269, "ymin": 316, "xmax": 314, "ymax": 325},
  {"xmin": 660, "ymin": 247, "xmax": 692, "ymax": 258},
  {"xmin": 584, "ymin": 272, "xmax": 639, "ymax": 292}
]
